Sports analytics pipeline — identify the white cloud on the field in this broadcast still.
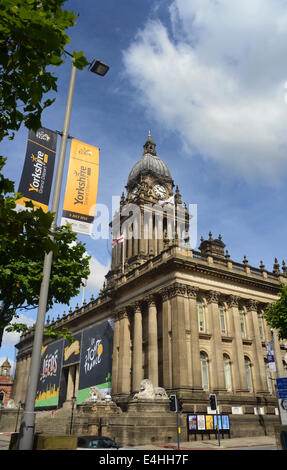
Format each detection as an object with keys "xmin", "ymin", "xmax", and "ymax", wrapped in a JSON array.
[
  {"xmin": 2, "ymin": 314, "xmax": 35, "ymax": 347},
  {"xmin": 85, "ymin": 255, "xmax": 110, "ymax": 291},
  {"xmin": 123, "ymin": 0, "xmax": 287, "ymax": 182}
]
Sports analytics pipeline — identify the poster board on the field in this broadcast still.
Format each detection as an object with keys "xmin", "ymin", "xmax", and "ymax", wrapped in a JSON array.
[
  {"xmin": 187, "ymin": 414, "xmax": 230, "ymax": 440},
  {"xmin": 35, "ymin": 339, "xmax": 64, "ymax": 408},
  {"xmin": 77, "ymin": 320, "xmax": 114, "ymax": 404}
]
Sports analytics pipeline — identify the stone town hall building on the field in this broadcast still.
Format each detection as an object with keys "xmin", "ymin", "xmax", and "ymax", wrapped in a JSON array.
[{"xmin": 12, "ymin": 134, "xmax": 286, "ymax": 436}]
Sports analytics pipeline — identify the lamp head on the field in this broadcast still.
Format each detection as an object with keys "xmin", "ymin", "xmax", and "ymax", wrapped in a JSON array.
[{"xmin": 89, "ymin": 59, "xmax": 109, "ymax": 76}]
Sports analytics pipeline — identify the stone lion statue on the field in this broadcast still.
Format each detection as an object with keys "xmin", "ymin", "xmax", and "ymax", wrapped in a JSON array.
[
  {"xmin": 84, "ymin": 386, "xmax": 106, "ymax": 403},
  {"xmin": 6, "ymin": 399, "xmax": 17, "ymax": 409},
  {"xmin": 132, "ymin": 379, "xmax": 168, "ymax": 401}
]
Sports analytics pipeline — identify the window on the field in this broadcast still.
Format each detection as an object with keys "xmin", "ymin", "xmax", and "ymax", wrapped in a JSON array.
[
  {"xmin": 239, "ymin": 310, "xmax": 246, "ymax": 338},
  {"xmin": 197, "ymin": 300, "xmax": 206, "ymax": 332},
  {"xmin": 258, "ymin": 314, "xmax": 265, "ymax": 341},
  {"xmin": 244, "ymin": 356, "xmax": 253, "ymax": 392},
  {"xmin": 0, "ymin": 391, "xmax": 4, "ymax": 404},
  {"xmin": 200, "ymin": 352, "xmax": 209, "ymax": 390},
  {"xmin": 223, "ymin": 354, "xmax": 232, "ymax": 391},
  {"xmin": 219, "ymin": 304, "xmax": 227, "ymax": 335}
]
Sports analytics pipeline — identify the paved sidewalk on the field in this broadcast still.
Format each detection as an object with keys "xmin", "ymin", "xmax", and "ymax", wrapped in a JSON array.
[
  {"xmin": 0, "ymin": 433, "xmax": 277, "ymax": 451},
  {"xmin": 135, "ymin": 435, "xmax": 277, "ymax": 450}
]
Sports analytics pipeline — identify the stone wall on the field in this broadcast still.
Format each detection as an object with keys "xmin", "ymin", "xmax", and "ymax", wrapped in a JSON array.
[{"xmin": 0, "ymin": 404, "xmax": 280, "ymax": 447}]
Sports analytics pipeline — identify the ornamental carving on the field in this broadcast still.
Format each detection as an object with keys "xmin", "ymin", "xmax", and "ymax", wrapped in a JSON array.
[
  {"xmin": 245, "ymin": 299, "xmax": 259, "ymax": 312},
  {"xmin": 226, "ymin": 295, "xmax": 240, "ymax": 307},
  {"xmin": 159, "ymin": 287, "xmax": 170, "ymax": 302},
  {"xmin": 146, "ymin": 295, "xmax": 156, "ymax": 307},
  {"xmin": 205, "ymin": 290, "xmax": 220, "ymax": 304},
  {"xmin": 133, "ymin": 301, "xmax": 142, "ymax": 312},
  {"xmin": 168, "ymin": 283, "xmax": 187, "ymax": 299},
  {"xmin": 186, "ymin": 286, "xmax": 199, "ymax": 299},
  {"xmin": 118, "ymin": 309, "xmax": 129, "ymax": 320}
]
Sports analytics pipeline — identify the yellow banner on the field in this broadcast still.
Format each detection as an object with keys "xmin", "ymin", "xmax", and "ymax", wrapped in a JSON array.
[{"xmin": 61, "ymin": 139, "xmax": 99, "ymax": 235}]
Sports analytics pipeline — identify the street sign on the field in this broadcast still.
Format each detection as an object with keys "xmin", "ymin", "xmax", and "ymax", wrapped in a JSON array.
[
  {"xmin": 276, "ymin": 378, "xmax": 287, "ymax": 390},
  {"xmin": 277, "ymin": 390, "xmax": 287, "ymax": 399}
]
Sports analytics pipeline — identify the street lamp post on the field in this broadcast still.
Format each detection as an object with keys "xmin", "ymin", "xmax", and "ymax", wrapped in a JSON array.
[{"xmin": 17, "ymin": 58, "xmax": 109, "ymax": 450}]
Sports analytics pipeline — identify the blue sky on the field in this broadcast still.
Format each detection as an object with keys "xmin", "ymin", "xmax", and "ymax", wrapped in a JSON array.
[{"xmin": 1, "ymin": 0, "xmax": 287, "ymax": 372}]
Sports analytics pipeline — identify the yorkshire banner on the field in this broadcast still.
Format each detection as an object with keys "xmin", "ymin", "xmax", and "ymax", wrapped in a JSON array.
[
  {"xmin": 17, "ymin": 127, "xmax": 57, "ymax": 212},
  {"xmin": 61, "ymin": 139, "xmax": 99, "ymax": 235}
]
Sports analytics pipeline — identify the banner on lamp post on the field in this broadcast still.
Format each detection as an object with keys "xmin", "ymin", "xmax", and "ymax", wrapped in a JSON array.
[
  {"xmin": 266, "ymin": 341, "xmax": 276, "ymax": 372},
  {"xmin": 61, "ymin": 139, "xmax": 99, "ymax": 235},
  {"xmin": 16, "ymin": 128, "xmax": 58, "ymax": 212}
]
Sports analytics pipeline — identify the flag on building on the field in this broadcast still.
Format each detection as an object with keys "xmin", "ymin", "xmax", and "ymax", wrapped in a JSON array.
[{"xmin": 112, "ymin": 235, "xmax": 125, "ymax": 272}]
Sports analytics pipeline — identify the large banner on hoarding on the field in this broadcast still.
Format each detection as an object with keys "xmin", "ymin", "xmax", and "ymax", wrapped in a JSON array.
[
  {"xmin": 35, "ymin": 339, "xmax": 64, "ymax": 408},
  {"xmin": 61, "ymin": 139, "xmax": 99, "ymax": 235},
  {"xmin": 77, "ymin": 320, "xmax": 114, "ymax": 404},
  {"xmin": 16, "ymin": 127, "xmax": 57, "ymax": 212}
]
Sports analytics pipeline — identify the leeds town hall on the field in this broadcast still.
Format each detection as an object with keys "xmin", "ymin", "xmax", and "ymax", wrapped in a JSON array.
[{"xmin": 11, "ymin": 134, "xmax": 287, "ymax": 444}]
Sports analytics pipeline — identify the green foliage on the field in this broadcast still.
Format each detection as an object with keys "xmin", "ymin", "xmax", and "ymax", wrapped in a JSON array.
[
  {"xmin": 263, "ymin": 283, "xmax": 287, "ymax": 340},
  {"xmin": 0, "ymin": 0, "xmax": 89, "ymax": 141},
  {"xmin": 0, "ymin": 156, "xmax": 90, "ymax": 346},
  {"xmin": 43, "ymin": 325, "xmax": 75, "ymax": 343}
]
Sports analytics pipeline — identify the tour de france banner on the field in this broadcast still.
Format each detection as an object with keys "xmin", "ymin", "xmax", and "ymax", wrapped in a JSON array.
[
  {"xmin": 62, "ymin": 332, "xmax": 82, "ymax": 367},
  {"xmin": 35, "ymin": 339, "xmax": 64, "ymax": 408},
  {"xmin": 77, "ymin": 320, "xmax": 114, "ymax": 405},
  {"xmin": 16, "ymin": 127, "xmax": 57, "ymax": 212},
  {"xmin": 61, "ymin": 138, "xmax": 99, "ymax": 235}
]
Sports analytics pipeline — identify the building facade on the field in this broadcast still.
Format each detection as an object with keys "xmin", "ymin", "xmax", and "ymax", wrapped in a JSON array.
[
  {"xmin": 0, "ymin": 359, "xmax": 14, "ymax": 407},
  {"xmin": 13, "ymin": 134, "xmax": 287, "ymax": 418}
]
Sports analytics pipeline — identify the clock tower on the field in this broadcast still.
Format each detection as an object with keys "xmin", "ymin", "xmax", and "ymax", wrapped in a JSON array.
[{"xmin": 109, "ymin": 132, "xmax": 190, "ymax": 277}]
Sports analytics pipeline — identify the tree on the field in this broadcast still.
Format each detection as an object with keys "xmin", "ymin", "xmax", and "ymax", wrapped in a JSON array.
[
  {"xmin": 264, "ymin": 283, "xmax": 287, "ymax": 340},
  {"xmin": 0, "ymin": 0, "xmax": 89, "ymax": 141},
  {"xmin": 0, "ymin": 0, "xmax": 91, "ymax": 347},
  {"xmin": 0, "ymin": 156, "xmax": 90, "ymax": 347}
]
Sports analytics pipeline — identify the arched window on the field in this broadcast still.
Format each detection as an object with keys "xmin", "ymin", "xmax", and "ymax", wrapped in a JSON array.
[
  {"xmin": 223, "ymin": 354, "xmax": 232, "ymax": 391},
  {"xmin": 0, "ymin": 391, "xmax": 4, "ymax": 404},
  {"xmin": 219, "ymin": 304, "xmax": 227, "ymax": 335},
  {"xmin": 244, "ymin": 356, "xmax": 253, "ymax": 392},
  {"xmin": 197, "ymin": 300, "xmax": 206, "ymax": 333},
  {"xmin": 200, "ymin": 352, "xmax": 209, "ymax": 390},
  {"xmin": 239, "ymin": 309, "xmax": 246, "ymax": 338}
]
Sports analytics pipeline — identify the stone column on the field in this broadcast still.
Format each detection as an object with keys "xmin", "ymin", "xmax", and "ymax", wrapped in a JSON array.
[
  {"xmin": 159, "ymin": 287, "xmax": 172, "ymax": 389},
  {"xmin": 132, "ymin": 302, "xmax": 143, "ymax": 392},
  {"xmin": 66, "ymin": 365, "xmax": 76, "ymax": 401},
  {"xmin": 117, "ymin": 309, "xmax": 131, "ymax": 395},
  {"xmin": 246, "ymin": 300, "xmax": 269, "ymax": 393},
  {"xmin": 186, "ymin": 286, "xmax": 202, "ymax": 391},
  {"xmin": 111, "ymin": 312, "xmax": 120, "ymax": 394},
  {"xmin": 227, "ymin": 295, "xmax": 249, "ymax": 393},
  {"xmin": 147, "ymin": 295, "xmax": 158, "ymax": 387},
  {"xmin": 168, "ymin": 283, "xmax": 188, "ymax": 388},
  {"xmin": 206, "ymin": 290, "xmax": 226, "ymax": 392}
]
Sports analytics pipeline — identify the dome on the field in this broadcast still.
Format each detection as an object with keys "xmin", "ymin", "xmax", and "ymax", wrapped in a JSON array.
[{"xmin": 127, "ymin": 133, "xmax": 173, "ymax": 186}]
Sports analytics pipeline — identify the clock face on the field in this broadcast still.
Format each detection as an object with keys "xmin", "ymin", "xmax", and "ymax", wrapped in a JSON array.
[{"xmin": 154, "ymin": 184, "xmax": 166, "ymax": 198}]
